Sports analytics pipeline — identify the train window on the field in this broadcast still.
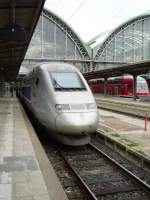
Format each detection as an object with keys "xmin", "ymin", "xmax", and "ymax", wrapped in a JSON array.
[
  {"xmin": 137, "ymin": 80, "xmax": 148, "ymax": 91},
  {"xmin": 22, "ymin": 86, "xmax": 31, "ymax": 100},
  {"xmin": 35, "ymin": 78, "xmax": 39, "ymax": 86},
  {"xmin": 50, "ymin": 72, "xmax": 86, "ymax": 91}
]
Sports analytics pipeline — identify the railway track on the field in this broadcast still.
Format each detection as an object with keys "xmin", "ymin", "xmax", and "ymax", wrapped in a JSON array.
[
  {"xmin": 25, "ymin": 105, "xmax": 150, "ymax": 199},
  {"xmin": 57, "ymin": 143, "xmax": 150, "ymax": 200}
]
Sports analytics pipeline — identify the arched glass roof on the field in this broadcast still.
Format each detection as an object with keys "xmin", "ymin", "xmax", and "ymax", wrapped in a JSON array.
[
  {"xmin": 20, "ymin": 8, "xmax": 91, "ymax": 74},
  {"xmin": 20, "ymin": 9, "xmax": 150, "ymax": 74},
  {"xmin": 26, "ymin": 9, "xmax": 90, "ymax": 59},
  {"xmin": 94, "ymin": 12, "xmax": 150, "ymax": 64}
]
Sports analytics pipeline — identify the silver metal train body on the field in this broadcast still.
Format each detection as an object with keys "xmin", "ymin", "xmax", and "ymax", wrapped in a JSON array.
[{"xmin": 20, "ymin": 63, "xmax": 98, "ymax": 145}]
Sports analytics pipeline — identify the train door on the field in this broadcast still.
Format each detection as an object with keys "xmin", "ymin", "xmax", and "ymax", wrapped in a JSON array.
[
  {"xmin": 113, "ymin": 78, "xmax": 120, "ymax": 96},
  {"xmin": 124, "ymin": 84, "xmax": 128, "ymax": 95},
  {"xmin": 114, "ymin": 85, "xmax": 118, "ymax": 96},
  {"xmin": 107, "ymin": 85, "xmax": 112, "ymax": 95},
  {"xmin": 120, "ymin": 84, "xmax": 125, "ymax": 95}
]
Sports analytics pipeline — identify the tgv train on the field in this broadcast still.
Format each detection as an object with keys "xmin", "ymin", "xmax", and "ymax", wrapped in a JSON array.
[{"xmin": 20, "ymin": 63, "xmax": 98, "ymax": 146}]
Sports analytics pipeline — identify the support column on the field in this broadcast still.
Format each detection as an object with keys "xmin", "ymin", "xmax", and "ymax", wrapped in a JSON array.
[
  {"xmin": 133, "ymin": 74, "xmax": 137, "ymax": 101},
  {"xmin": 90, "ymin": 61, "xmax": 93, "ymax": 72},
  {"xmin": 104, "ymin": 77, "xmax": 108, "ymax": 96},
  {"xmin": 90, "ymin": 48, "xmax": 94, "ymax": 71}
]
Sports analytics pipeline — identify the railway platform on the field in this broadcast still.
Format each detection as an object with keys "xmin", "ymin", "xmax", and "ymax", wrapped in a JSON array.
[
  {"xmin": 0, "ymin": 93, "xmax": 68, "ymax": 200},
  {"xmin": 95, "ymin": 95, "xmax": 150, "ymax": 118},
  {"xmin": 97, "ymin": 106, "xmax": 150, "ymax": 172}
]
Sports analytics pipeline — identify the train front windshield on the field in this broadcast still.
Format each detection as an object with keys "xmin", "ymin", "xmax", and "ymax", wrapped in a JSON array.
[
  {"xmin": 137, "ymin": 79, "xmax": 149, "ymax": 92},
  {"xmin": 50, "ymin": 72, "xmax": 86, "ymax": 91}
]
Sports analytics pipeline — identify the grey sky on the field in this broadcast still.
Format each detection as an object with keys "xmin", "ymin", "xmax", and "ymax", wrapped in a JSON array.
[{"xmin": 44, "ymin": 0, "xmax": 150, "ymax": 42}]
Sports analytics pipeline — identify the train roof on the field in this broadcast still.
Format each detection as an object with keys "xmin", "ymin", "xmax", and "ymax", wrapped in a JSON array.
[
  {"xmin": 38, "ymin": 62, "xmax": 78, "ymax": 72},
  {"xmin": 89, "ymin": 75, "xmax": 146, "ymax": 81}
]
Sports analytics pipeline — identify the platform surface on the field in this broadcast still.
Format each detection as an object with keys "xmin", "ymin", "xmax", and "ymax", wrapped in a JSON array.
[
  {"xmin": 0, "ymin": 96, "xmax": 68, "ymax": 200},
  {"xmin": 98, "ymin": 108, "xmax": 150, "ymax": 158},
  {"xmin": 95, "ymin": 94, "xmax": 150, "ymax": 106}
]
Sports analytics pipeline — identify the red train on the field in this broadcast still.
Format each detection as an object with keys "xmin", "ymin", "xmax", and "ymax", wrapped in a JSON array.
[{"xmin": 88, "ymin": 75, "xmax": 149, "ymax": 97}]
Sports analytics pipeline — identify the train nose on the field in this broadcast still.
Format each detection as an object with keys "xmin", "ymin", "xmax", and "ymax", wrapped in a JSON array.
[{"xmin": 55, "ymin": 112, "xmax": 98, "ymax": 135}]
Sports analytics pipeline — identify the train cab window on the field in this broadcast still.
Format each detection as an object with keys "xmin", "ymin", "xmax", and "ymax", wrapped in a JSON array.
[
  {"xmin": 50, "ymin": 72, "xmax": 86, "ymax": 91},
  {"xmin": 35, "ymin": 78, "xmax": 39, "ymax": 86},
  {"xmin": 137, "ymin": 80, "xmax": 148, "ymax": 90}
]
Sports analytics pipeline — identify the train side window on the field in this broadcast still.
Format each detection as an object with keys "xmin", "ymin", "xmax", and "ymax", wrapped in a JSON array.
[{"xmin": 35, "ymin": 78, "xmax": 39, "ymax": 86}]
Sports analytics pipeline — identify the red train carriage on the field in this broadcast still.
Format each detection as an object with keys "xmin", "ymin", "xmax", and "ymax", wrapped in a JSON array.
[{"xmin": 88, "ymin": 75, "xmax": 149, "ymax": 97}]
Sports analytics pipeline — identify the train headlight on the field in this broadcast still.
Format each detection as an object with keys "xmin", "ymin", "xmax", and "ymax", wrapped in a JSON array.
[
  {"xmin": 55, "ymin": 104, "xmax": 70, "ymax": 111},
  {"xmin": 86, "ymin": 103, "xmax": 96, "ymax": 109}
]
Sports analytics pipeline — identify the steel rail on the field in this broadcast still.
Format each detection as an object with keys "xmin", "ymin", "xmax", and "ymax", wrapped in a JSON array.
[
  {"xmin": 89, "ymin": 142, "xmax": 150, "ymax": 195},
  {"xmin": 58, "ymin": 149, "xmax": 98, "ymax": 200}
]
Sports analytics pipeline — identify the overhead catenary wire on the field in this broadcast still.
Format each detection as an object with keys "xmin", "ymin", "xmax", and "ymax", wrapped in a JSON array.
[
  {"xmin": 95, "ymin": 0, "xmax": 137, "ymax": 36},
  {"xmin": 68, "ymin": 0, "xmax": 88, "ymax": 21}
]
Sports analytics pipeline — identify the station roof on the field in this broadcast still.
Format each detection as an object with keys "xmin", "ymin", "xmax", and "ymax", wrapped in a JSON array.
[
  {"xmin": 0, "ymin": 0, "xmax": 45, "ymax": 81},
  {"xmin": 91, "ymin": 11, "xmax": 150, "ymax": 58},
  {"xmin": 83, "ymin": 61, "xmax": 150, "ymax": 80},
  {"xmin": 42, "ymin": 8, "xmax": 91, "ymax": 58}
]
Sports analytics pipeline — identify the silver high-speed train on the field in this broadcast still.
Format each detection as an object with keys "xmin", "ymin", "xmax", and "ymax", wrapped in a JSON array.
[{"xmin": 20, "ymin": 63, "xmax": 98, "ymax": 145}]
